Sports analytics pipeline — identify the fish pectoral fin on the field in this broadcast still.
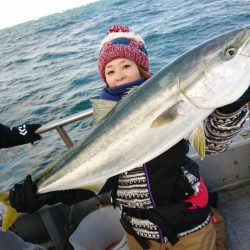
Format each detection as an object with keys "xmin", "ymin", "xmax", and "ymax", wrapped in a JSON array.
[
  {"xmin": 188, "ymin": 123, "xmax": 206, "ymax": 159},
  {"xmin": 91, "ymin": 99, "xmax": 118, "ymax": 125},
  {"xmin": 151, "ymin": 101, "xmax": 183, "ymax": 128},
  {"xmin": 0, "ymin": 192, "xmax": 20, "ymax": 232}
]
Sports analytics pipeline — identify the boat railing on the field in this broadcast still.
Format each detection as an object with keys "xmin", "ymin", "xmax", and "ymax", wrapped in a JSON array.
[
  {"xmin": 35, "ymin": 109, "xmax": 93, "ymax": 149},
  {"xmin": 35, "ymin": 104, "xmax": 250, "ymax": 150}
]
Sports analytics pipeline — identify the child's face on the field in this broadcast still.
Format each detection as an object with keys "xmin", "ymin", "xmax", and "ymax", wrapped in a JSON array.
[{"xmin": 104, "ymin": 58, "xmax": 140, "ymax": 87}]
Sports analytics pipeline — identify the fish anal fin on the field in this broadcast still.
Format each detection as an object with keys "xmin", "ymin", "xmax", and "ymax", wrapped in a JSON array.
[
  {"xmin": 151, "ymin": 101, "xmax": 184, "ymax": 128},
  {"xmin": 0, "ymin": 192, "xmax": 20, "ymax": 231},
  {"xmin": 188, "ymin": 123, "xmax": 206, "ymax": 159},
  {"xmin": 79, "ymin": 180, "xmax": 107, "ymax": 193},
  {"xmin": 91, "ymin": 99, "xmax": 117, "ymax": 125}
]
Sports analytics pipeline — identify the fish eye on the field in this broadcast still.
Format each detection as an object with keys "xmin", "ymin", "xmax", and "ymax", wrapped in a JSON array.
[
  {"xmin": 224, "ymin": 46, "xmax": 237, "ymax": 59},
  {"xmin": 220, "ymin": 46, "xmax": 238, "ymax": 61}
]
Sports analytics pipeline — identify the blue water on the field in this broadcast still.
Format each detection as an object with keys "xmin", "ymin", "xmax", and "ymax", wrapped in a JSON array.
[{"xmin": 0, "ymin": 0, "xmax": 250, "ymax": 190}]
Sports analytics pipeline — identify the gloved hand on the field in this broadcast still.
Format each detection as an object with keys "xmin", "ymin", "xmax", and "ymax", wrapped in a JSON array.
[
  {"xmin": 9, "ymin": 175, "xmax": 42, "ymax": 213},
  {"xmin": 12, "ymin": 123, "xmax": 42, "ymax": 145},
  {"xmin": 9, "ymin": 175, "xmax": 96, "ymax": 213},
  {"xmin": 217, "ymin": 85, "xmax": 250, "ymax": 114}
]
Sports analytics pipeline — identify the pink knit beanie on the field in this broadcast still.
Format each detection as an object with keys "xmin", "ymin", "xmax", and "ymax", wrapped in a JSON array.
[{"xmin": 98, "ymin": 24, "xmax": 149, "ymax": 82}]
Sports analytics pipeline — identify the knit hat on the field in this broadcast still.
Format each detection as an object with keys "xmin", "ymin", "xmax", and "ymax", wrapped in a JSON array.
[{"xmin": 98, "ymin": 24, "xmax": 149, "ymax": 82}]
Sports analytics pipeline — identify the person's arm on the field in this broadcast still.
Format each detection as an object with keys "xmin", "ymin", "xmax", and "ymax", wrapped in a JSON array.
[
  {"xmin": 0, "ymin": 123, "xmax": 42, "ymax": 149},
  {"xmin": 205, "ymin": 85, "xmax": 250, "ymax": 155},
  {"xmin": 9, "ymin": 175, "xmax": 96, "ymax": 213}
]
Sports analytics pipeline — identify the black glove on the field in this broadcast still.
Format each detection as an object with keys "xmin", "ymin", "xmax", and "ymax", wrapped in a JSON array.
[
  {"xmin": 10, "ymin": 175, "xmax": 96, "ymax": 213},
  {"xmin": 217, "ymin": 85, "xmax": 250, "ymax": 114},
  {"xmin": 9, "ymin": 175, "xmax": 42, "ymax": 213},
  {"xmin": 11, "ymin": 123, "xmax": 42, "ymax": 146}
]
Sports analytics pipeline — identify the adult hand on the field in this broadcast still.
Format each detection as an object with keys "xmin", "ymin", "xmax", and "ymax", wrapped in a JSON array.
[
  {"xmin": 12, "ymin": 123, "xmax": 42, "ymax": 145},
  {"xmin": 9, "ymin": 175, "xmax": 43, "ymax": 213},
  {"xmin": 10, "ymin": 175, "xmax": 96, "ymax": 213}
]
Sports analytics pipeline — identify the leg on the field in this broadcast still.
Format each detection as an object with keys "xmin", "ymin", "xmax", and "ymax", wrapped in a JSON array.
[
  {"xmin": 211, "ymin": 208, "xmax": 227, "ymax": 250},
  {"xmin": 126, "ymin": 221, "xmax": 216, "ymax": 250}
]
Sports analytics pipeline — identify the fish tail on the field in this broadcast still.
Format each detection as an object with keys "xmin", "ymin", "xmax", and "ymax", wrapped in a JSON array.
[{"xmin": 0, "ymin": 192, "xmax": 19, "ymax": 231}]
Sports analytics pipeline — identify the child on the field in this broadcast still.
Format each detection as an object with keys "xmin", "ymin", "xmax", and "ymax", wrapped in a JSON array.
[{"xmin": 10, "ymin": 25, "xmax": 250, "ymax": 250}]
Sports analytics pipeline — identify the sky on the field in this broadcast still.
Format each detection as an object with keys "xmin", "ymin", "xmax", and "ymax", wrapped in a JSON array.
[{"xmin": 0, "ymin": 0, "xmax": 98, "ymax": 30}]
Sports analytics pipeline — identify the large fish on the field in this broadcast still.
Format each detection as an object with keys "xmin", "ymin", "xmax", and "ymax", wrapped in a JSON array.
[
  {"xmin": 0, "ymin": 26, "xmax": 250, "ymax": 231},
  {"xmin": 38, "ymin": 25, "xmax": 250, "ymax": 193}
]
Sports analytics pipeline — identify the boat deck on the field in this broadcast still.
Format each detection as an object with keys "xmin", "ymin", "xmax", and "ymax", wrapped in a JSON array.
[{"xmin": 218, "ymin": 183, "xmax": 250, "ymax": 250}]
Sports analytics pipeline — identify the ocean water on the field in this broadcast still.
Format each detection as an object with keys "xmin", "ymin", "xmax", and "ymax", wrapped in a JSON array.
[{"xmin": 0, "ymin": 0, "xmax": 250, "ymax": 190}]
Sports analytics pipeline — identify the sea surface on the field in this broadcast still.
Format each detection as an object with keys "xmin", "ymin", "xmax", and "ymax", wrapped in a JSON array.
[{"xmin": 0, "ymin": 0, "xmax": 250, "ymax": 190}]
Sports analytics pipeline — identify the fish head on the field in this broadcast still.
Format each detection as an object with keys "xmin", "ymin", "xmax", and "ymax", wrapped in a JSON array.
[{"xmin": 179, "ymin": 26, "xmax": 250, "ymax": 109}]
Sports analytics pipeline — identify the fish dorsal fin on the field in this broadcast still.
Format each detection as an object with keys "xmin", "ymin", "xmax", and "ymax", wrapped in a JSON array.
[
  {"xmin": 91, "ymin": 99, "xmax": 117, "ymax": 125},
  {"xmin": 188, "ymin": 123, "xmax": 206, "ymax": 159},
  {"xmin": 151, "ymin": 101, "xmax": 184, "ymax": 128}
]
